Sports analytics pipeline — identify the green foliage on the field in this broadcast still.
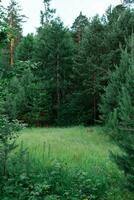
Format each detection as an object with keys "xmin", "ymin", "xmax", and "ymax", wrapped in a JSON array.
[
  {"xmin": 100, "ymin": 48, "xmax": 131, "ymax": 123},
  {"xmin": 68, "ymin": 16, "xmax": 108, "ymax": 124},
  {"xmin": 111, "ymin": 59, "xmax": 134, "ymax": 191},
  {"xmin": 0, "ymin": 4, "xmax": 9, "ymax": 49},
  {"xmin": 1, "ymin": 61, "xmax": 52, "ymax": 125},
  {"xmin": 0, "ymin": 1, "xmax": 134, "ymax": 197},
  {"xmin": 0, "ymin": 0, "xmax": 26, "ymax": 70},
  {"xmin": 0, "ymin": 127, "xmax": 126, "ymax": 200},
  {"xmin": 1, "ymin": 2, "xmax": 134, "ymax": 126},
  {"xmin": 34, "ymin": 18, "xmax": 74, "ymax": 125},
  {"xmin": 6, "ymin": 0, "xmax": 25, "ymax": 37},
  {"xmin": 1, "ymin": 126, "xmax": 133, "ymax": 200},
  {"xmin": 0, "ymin": 160, "xmax": 108, "ymax": 200},
  {"xmin": 15, "ymin": 34, "xmax": 34, "ymax": 61},
  {"xmin": 40, "ymin": 0, "xmax": 56, "ymax": 25},
  {"xmin": 72, "ymin": 11, "xmax": 89, "ymax": 43},
  {"xmin": 100, "ymin": 35, "xmax": 134, "ymax": 191},
  {"xmin": 0, "ymin": 116, "xmax": 22, "ymax": 178}
]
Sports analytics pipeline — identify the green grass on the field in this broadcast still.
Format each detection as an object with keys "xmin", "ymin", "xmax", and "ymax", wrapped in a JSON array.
[
  {"xmin": 16, "ymin": 126, "xmax": 134, "ymax": 200},
  {"xmin": 18, "ymin": 126, "xmax": 119, "ymax": 173}
]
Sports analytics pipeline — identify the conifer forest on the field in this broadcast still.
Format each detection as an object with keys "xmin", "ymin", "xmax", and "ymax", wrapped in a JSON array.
[{"xmin": 0, "ymin": 0, "xmax": 134, "ymax": 199}]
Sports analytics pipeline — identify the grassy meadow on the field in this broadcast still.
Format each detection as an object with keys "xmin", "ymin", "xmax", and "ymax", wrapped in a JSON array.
[
  {"xmin": 14, "ymin": 126, "xmax": 134, "ymax": 200},
  {"xmin": 19, "ymin": 126, "xmax": 119, "ymax": 171}
]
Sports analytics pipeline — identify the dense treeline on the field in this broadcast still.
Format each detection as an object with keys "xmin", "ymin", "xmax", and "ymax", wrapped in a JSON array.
[
  {"xmin": 0, "ymin": 0, "xmax": 134, "ymax": 195},
  {"xmin": 0, "ymin": 0, "xmax": 134, "ymax": 126}
]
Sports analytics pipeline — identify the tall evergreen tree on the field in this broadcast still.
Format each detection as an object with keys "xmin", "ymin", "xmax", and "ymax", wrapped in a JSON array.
[
  {"xmin": 16, "ymin": 34, "xmax": 34, "ymax": 61},
  {"xmin": 72, "ymin": 12, "xmax": 89, "ymax": 44},
  {"xmin": 69, "ymin": 16, "xmax": 107, "ymax": 125},
  {"xmin": 100, "ymin": 48, "xmax": 131, "ymax": 123},
  {"xmin": 0, "ymin": 5, "xmax": 8, "ymax": 78},
  {"xmin": 100, "ymin": 35, "xmax": 134, "ymax": 190},
  {"xmin": 6, "ymin": 0, "xmax": 25, "ymax": 66},
  {"xmin": 111, "ymin": 49, "xmax": 134, "ymax": 191},
  {"xmin": 34, "ymin": 19, "xmax": 74, "ymax": 124},
  {"xmin": 40, "ymin": 0, "xmax": 55, "ymax": 25}
]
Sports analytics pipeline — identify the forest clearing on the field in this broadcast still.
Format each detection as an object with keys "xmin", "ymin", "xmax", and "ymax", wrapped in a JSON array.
[
  {"xmin": 15, "ymin": 127, "xmax": 132, "ymax": 200},
  {"xmin": 0, "ymin": 0, "xmax": 134, "ymax": 199}
]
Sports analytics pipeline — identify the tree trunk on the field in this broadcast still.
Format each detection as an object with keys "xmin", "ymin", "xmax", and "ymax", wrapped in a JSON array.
[
  {"xmin": 9, "ymin": 13, "xmax": 15, "ymax": 66},
  {"xmin": 10, "ymin": 38, "xmax": 15, "ymax": 66},
  {"xmin": 77, "ymin": 27, "xmax": 81, "ymax": 44},
  {"xmin": 93, "ymin": 73, "xmax": 96, "ymax": 124},
  {"xmin": 56, "ymin": 51, "xmax": 60, "ymax": 119}
]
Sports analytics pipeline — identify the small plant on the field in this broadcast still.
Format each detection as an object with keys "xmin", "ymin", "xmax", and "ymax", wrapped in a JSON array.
[
  {"xmin": 0, "ymin": 115, "xmax": 23, "ymax": 197},
  {"xmin": 0, "ymin": 116, "xmax": 23, "ymax": 176}
]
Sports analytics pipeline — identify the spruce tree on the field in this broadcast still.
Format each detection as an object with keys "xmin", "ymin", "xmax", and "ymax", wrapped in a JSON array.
[{"xmin": 100, "ymin": 35, "xmax": 134, "ymax": 190}]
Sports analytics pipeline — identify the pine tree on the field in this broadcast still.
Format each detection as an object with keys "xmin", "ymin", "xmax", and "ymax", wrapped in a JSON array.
[
  {"xmin": 110, "ymin": 58, "xmax": 134, "ymax": 191},
  {"xmin": 6, "ymin": 0, "xmax": 25, "ymax": 66},
  {"xmin": 72, "ymin": 12, "xmax": 89, "ymax": 44},
  {"xmin": 100, "ymin": 35, "xmax": 134, "ymax": 190},
  {"xmin": 16, "ymin": 34, "xmax": 34, "ymax": 61},
  {"xmin": 70, "ymin": 16, "xmax": 107, "ymax": 124},
  {"xmin": 40, "ymin": 0, "xmax": 55, "ymax": 25},
  {"xmin": 34, "ymin": 19, "xmax": 74, "ymax": 124},
  {"xmin": 100, "ymin": 48, "xmax": 130, "ymax": 123},
  {"xmin": 0, "ymin": 5, "xmax": 7, "ymax": 77}
]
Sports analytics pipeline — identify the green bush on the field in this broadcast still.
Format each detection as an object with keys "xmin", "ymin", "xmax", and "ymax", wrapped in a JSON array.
[{"xmin": 0, "ymin": 154, "xmax": 110, "ymax": 200}]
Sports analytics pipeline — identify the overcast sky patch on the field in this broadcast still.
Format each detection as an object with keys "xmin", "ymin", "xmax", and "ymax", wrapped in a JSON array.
[{"xmin": 1, "ymin": 0, "xmax": 121, "ymax": 35}]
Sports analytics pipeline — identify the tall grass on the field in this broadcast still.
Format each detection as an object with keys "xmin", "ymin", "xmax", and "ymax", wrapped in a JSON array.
[
  {"xmin": 18, "ymin": 126, "xmax": 118, "ymax": 169},
  {"xmin": 14, "ymin": 126, "xmax": 133, "ymax": 200}
]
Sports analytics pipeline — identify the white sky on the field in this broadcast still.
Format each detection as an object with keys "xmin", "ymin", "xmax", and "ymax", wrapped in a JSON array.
[{"xmin": 1, "ymin": 0, "xmax": 121, "ymax": 35}]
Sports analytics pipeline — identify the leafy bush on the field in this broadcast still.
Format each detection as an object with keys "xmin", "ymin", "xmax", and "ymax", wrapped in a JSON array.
[
  {"xmin": 0, "ymin": 116, "xmax": 22, "ymax": 176},
  {"xmin": 0, "ymin": 154, "xmax": 110, "ymax": 200}
]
